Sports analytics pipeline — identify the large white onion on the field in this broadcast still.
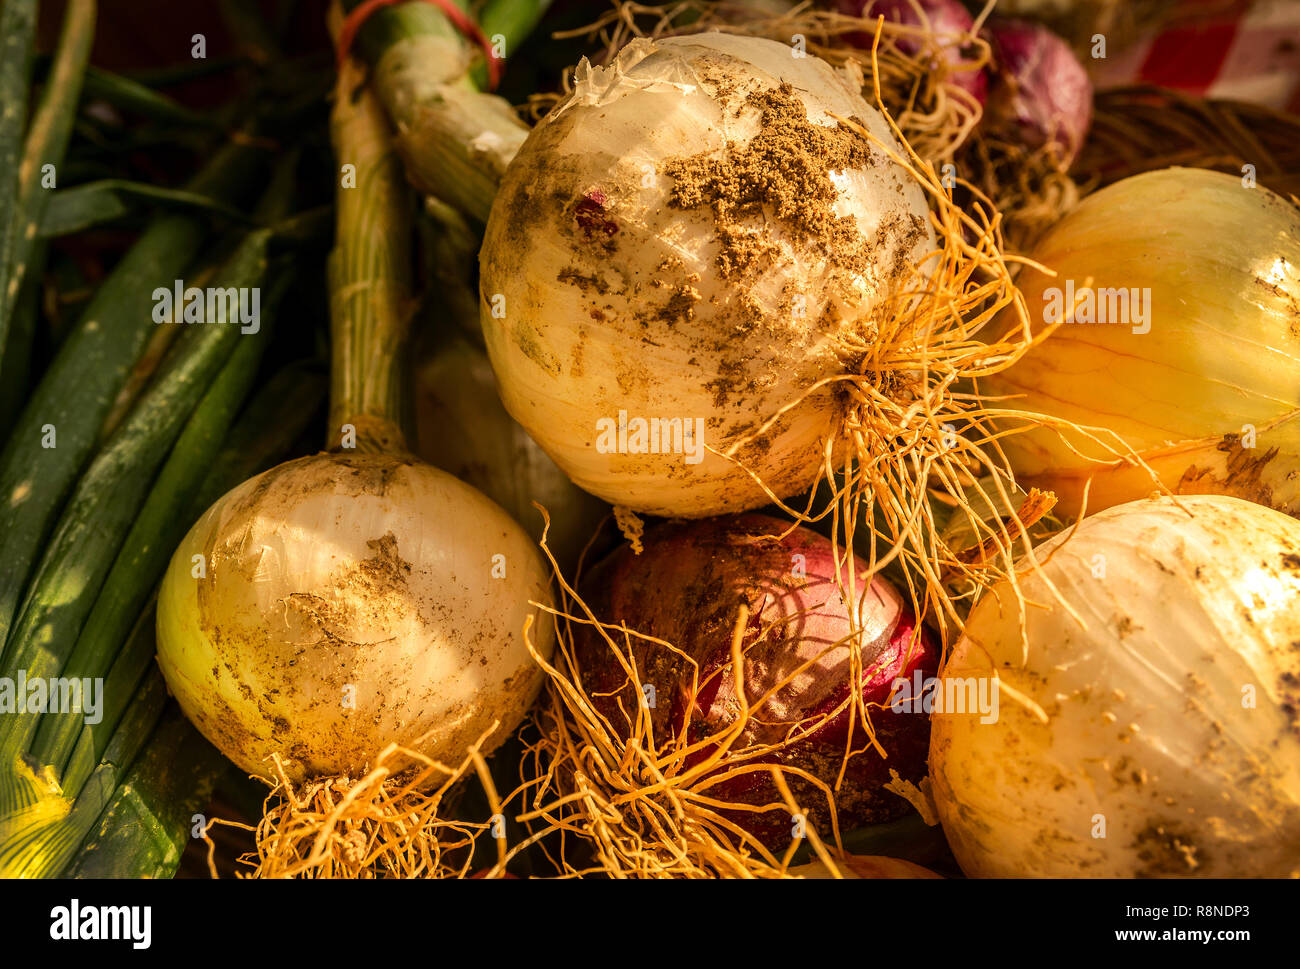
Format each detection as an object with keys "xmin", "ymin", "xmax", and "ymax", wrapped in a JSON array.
[
  {"xmin": 984, "ymin": 167, "xmax": 1300, "ymax": 518},
  {"xmin": 479, "ymin": 32, "xmax": 937, "ymax": 516},
  {"xmin": 931, "ymin": 494, "xmax": 1300, "ymax": 877},
  {"xmin": 156, "ymin": 452, "xmax": 554, "ymax": 781}
]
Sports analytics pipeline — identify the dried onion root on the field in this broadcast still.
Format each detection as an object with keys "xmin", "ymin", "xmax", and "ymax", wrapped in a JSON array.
[
  {"xmin": 203, "ymin": 726, "xmax": 510, "ymax": 879},
  {"xmin": 515, "ymin": 539, "xmax": 859, "ymax": 878}
]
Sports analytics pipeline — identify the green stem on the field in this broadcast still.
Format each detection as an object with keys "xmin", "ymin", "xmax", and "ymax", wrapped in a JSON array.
[
  {"xmin": 0, "ymin": 0, "xmax": 38, "ymax": 372},
  {"xmin": 327, "ymin": 63, "xmax": 415, "ymax": 451},
  {"xmin": 474, "ymin": 0, "xmax": 555, "ymax": 90},
  {"xmin": 337, "ymin": 0, "xmax": 530, "ymax": 222},
  {"xmin": 62, "ymin": 706, "xmax": 226, "ymax": 879},
  {"xmin": 1, "ymin": 0, "xmax": 96, "ymax": 387},
  {"xmin": 0, "ymin": 229, "xmax": 273, "ymax": 762},
  {"xmin": 0, "ymin": 671, "xmax": 168, "ymax": 879},
  {"xmin": 29, "ymin": 310, "xmax": 273, "ymax": 777},
  {"xmin": 0, "ymin": 141, "xmax": 265, "ymax": 653}
]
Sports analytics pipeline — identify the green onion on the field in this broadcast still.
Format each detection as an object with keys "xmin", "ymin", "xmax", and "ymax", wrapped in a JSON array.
[
  {"xmin": 81, "ymin": 64, "xmax": 221, "ymax": 129},
  {"xmin": 0, "ymin": 141, "xmax": 265, "ymax": 651},
  {"xmin": 0, "ymin": 671, "xmax": 168, "ymax": 878},
  {"xmin": 0, "ymin": 0, "xmax": 39, "ymax": 370},
  {"xmin": 0, "ymin": 239, "xmax": 43, "ymax": 430},
  {"xmin": 61, "ymin": 707, "xmax": 227, "ymax": 879},
  {"xmin": 39, "ymin": 179, "xmax": 255, "ymax": 238},
  {"xmin": 27, "ymin": 295, "xmax": 276, "ymax": 778},
  {"xmin": 0, "ymin": 227, "xmax": 274, "ymax": 764},
  {"xmin": 474, "ymin": 0, "xmax": 555, "ymax": 90},
  {"xmin": 2, "ymin": 0, "xmax": 97, "ymax": 363},
  {"xmin": 339, "ymin": 0, "xmax": 530, "ymax": 222}
]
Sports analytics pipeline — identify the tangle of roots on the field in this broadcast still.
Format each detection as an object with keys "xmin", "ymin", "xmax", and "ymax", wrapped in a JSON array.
[
  {"xmin": 203, "ymin": 726, "xmax": 513, "ymax": 878},
  {"xmin": 515, "ymin": 567, "xmax": 871, "ymax": 879}
]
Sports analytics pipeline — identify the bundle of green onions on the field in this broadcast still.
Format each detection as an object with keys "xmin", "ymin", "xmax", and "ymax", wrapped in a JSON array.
[{"xmin": 0, "ymin": 0, "xmax": 330, "ymax": 878}]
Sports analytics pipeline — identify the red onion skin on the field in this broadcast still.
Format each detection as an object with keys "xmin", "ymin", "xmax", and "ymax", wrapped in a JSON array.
[
  {"xmin": 837, "ymin": 0, "xmax": 988, "ymax": 106},
  {"xmin": 986, "ymin": 18, "xmax": 1093, "ymax": 165},
  {"xmin": 573, "ymin": 514, "xmax": 938, "ymax": 849}
]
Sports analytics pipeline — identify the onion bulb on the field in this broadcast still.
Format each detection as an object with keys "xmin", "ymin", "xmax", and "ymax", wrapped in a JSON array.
[
  {"xmin": 572, "ymin": 514, "xmax": 938, "ymax": 848},
  {"xmin": 986, "ymin": 17, "xmax": 1091, "ymax": 165},
  {"xmin": 984, "ymin": 167, "xmax": 1300, "ymax": 518},
  {"xmin": 479, "ymin": 33, "xmax": 936, "ymax": 517},
  {"xmin": 931, "ymin": 494, "xmax": 1300, "ymax": 877},
  {"xmin": 156, "ymin": 66, "xmax": 554, "ymax": 784},
  {"xmin": 157, "ymin": 453, "xmax": 553, "ymax": 781},
  {"xmin": 840, "ymin": 0, "xmax": 988, "ymax": 105}
]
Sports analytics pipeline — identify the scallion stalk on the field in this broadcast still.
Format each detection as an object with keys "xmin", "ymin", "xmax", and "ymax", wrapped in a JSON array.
[
  {"xmin": 0, "ymin": 0, "xmax": 39, "ymax": 372},
  {"xmin": 0, "ymin": 141, "xmax": 266, "ymax": 651},
  {"xmin": 0, "ymin": 227, "xmax": 274, "ymax": 764},
  {"xmin": 3, "ymin": 0, "xmax": 97, "ymax": 348},
  {"xmin": 27, "ymin": 295, "xmax": 276, "ymax": 778},
  {"xmin": 335, "ymin": 0, "xmax": 531, "ymax": 222}
]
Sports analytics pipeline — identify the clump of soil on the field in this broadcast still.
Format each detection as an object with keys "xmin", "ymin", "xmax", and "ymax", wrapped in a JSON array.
[{"xmin": 661, "ymin": 83, "xmax": 876, "ymax": 278}]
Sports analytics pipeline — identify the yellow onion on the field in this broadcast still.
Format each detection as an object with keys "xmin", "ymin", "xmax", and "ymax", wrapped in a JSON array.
[
  {"xmin": 156, "ymin": 453, "xmax": 553, "ymax": 781},
  {"xmin": 984, "ymin": 167, "xmax": 1300, "ymax": 518},
  {"xmin": 478, "ymin": 33, "xmax": 936, "ymax": 516},
  {"xmin": 931, "ymin": 494, "xmax": 1300, "ymax": 877}
]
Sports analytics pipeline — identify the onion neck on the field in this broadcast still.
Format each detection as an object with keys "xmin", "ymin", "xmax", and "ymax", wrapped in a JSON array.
[
  {"xmin": 327, "ymin": 58, "xmax": 415, "ymax": 454},
  {"xmin": 337, "ymin": 0, "xmax": 531, "ymax": 223}
]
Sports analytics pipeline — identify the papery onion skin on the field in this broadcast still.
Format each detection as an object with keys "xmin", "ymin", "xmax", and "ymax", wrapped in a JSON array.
[
  {"xmin": 931, "ymin": 494, "xmax": 1300, "ymax": 877},
  {"xmin": 986, "ymin": 18, "xmax": 1091, "ymax": 165},
  {"xmin": 983, "ymin": 167, "xmax": 1300, "ymax": 518},
  {"xmin": 479, "ymin": 33, "xmax": 936, "ymax": 517},
  {"xmin": 573, "ymin": 514, "xmax": 938, "ymax": 849},
  {"xmin": 156, "ymin": 452, "xmax": 555, "ymax": 782}
]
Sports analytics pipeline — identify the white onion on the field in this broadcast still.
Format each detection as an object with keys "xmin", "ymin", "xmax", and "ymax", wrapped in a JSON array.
[
  {"xmin": 156, "ymin": 452, "xmax": 555, "ymax": 782},
  {"xmin": 479, "ymin": 32, "xmax": 937, "ymax": 516},
  {"xmin": 931, "ymin": 494, "xmax": 1300, "ymax": 877}
]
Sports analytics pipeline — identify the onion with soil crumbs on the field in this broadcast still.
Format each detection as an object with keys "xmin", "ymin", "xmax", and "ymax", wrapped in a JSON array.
[
  {"xmin": 931, "ymin": 494, "xmax": 1300, "ymax": 877},
  {"xmin": 479, "ymin": 32, "xmax": 937, "ymax": 517},
  {"xmin": 156, "ymin": 454, "xmax": 554, "ymax": 781},
  {"xmin": 156, "ymin": 66, "xmax": 555, "ymax": 787},
  {"xmin": 572, "ymin": 513, "xmax": 938, "ymax": 849},
  {"xmin": 986, "ymin": 18, "xmax": 1091, "ymax": 165},
  {"xmin": 983, "ymin": 167, "xmax": 1300, "ymax": 519}
]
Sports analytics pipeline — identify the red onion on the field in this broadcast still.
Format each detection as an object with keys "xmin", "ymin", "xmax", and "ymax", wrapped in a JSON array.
[
  {"xmin": 838, "ymin": 0, "xmax": 988, "ymax": 105},
  {"xmin": 573, "ymin": 514, "xmax": 938, "ymax": 848},
  {"xmin": 986, "ymin": 18, "xmax": 1092, "ymax": 165}
]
